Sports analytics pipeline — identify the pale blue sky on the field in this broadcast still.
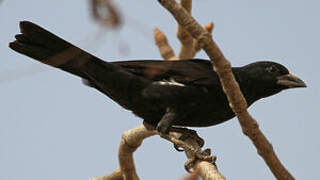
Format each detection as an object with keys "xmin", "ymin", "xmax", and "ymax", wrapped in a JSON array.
[{"xmin": 0, "ymin": 0, "xmax": 319, "ymax": 179}]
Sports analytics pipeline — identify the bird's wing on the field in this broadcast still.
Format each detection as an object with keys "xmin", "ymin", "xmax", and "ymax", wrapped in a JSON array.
[{"xmin": 113, "ymin": 59, "xmax": 221, "ymax": 87}]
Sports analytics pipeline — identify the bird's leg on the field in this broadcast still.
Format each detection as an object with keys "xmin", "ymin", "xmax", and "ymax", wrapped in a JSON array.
[
  {"xmin": 156, "ymin": 108, "xmax": 204, "ymax": 150},
  {"xmin": 156, "ymin": 108, "xmax": 178, "ymax": 135},
  {"xmin": 170, "ymin": 127, "xmax": 205, "ymax": 151},
  {"xmin": 143, "ymin": 121, "xmax": 157, "ymax": 131}
]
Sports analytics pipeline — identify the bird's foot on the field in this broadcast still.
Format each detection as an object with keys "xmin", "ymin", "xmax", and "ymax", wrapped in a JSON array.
[
  {"xmin": 159, "ymin": 132, "xmax": 216, "ymax": 172},
  {"xmin": 170, "ymin": 127, "xmax": 205, "ymax": 151},
  {"xmin": 184, "ymin": 148, "xmax": 216, "ymax": 172}
]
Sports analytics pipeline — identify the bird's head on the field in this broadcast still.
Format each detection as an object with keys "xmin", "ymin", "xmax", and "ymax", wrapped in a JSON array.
[{"xmin": 242, "ymin": 61, "xmax": 307, "ymax": 98}]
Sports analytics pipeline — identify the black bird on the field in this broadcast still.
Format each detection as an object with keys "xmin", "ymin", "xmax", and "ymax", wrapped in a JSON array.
[{"xmin": 9, "ymin": 21, "xmax": 306, "ymax": 134}]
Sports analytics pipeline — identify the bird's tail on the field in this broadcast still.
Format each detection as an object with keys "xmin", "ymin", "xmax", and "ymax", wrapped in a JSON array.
[
  {"xmin": 9, "ymin": 21, "xmax": 149, "ymax": 109},
  {"xmin": 8, "ymin": 21, "xmax": 107, "ymax": 79}
]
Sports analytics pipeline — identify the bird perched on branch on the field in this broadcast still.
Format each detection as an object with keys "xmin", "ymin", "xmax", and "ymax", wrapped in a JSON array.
[{"xmin": 9, "ymin": 21, "xmax": 306, "ymax": 135}]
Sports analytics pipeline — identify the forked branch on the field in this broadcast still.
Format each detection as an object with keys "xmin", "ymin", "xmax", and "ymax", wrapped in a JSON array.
[{"xmin": 92, "ymin": 125, "xmax": 225, "ymax": 180}]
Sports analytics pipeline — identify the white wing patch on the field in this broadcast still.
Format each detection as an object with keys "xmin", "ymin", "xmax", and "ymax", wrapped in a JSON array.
[{"xmin": 154, "ymin": 78, "xmax": 185, "ymax": 87}]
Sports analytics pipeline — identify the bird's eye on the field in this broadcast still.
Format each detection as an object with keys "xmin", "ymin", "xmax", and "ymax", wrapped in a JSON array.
[{"xmin": 266, "ymin": 66, "xmax": 278, "ymax": 73}]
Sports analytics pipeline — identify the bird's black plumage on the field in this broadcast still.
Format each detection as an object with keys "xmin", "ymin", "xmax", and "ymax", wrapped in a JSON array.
[{"xmin": 9, "ymin": 21, "xmax": 306, "ymax": 133}]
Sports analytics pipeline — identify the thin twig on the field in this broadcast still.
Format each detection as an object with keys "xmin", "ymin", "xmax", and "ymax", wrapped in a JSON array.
[
  {"xmin": 154, "ymin": 28, "xmax": 179, "ymax": 60},
  {"xmin": 158, "ymin": 0, "xmax": 295, "ymax": 180}
]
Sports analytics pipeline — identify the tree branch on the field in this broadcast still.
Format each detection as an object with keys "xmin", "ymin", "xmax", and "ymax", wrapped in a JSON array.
[
  {"xmin": 91, "ymin": 125, "xmax": 157, "ymax": 180},
  {"xmin": 118, "ymin": 125, "xmax": 157, "ymax": 180},
  {"xmin": 177, "ymin": 0, "xmax": 194, "ymax": 59},
  {"xmin": 157, "ymin": 0, "xmax": 295, "ymax": 179},
  {"xmin": 192, "ymin": 22, "xmax": 214, "ymax": 57}
]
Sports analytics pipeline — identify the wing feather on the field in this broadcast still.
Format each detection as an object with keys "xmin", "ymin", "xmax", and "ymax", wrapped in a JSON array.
[{"xmin": 113, "ymin": 59, "xmax": 220, "ymax": 87}]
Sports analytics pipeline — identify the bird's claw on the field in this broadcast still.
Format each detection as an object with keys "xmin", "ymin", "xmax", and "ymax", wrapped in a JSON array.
[
  {"xmin": 179, "ymin": 129, "xmax": 205, "ymax": 147},
  {"xmin": 184, "ymin": 148, "xmax": 216, "ymax": 173},
  {"xmin": 157, "ymin": 128, "xmax": 216, "ymax": 172},
  {"xmin": 172, "ymin": 128, "xmax": 205, "ymax": 151}
]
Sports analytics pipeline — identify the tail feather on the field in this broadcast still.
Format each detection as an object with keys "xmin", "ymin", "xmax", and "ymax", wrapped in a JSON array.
[
  {"xmin": 18, "ymin": 21, "xmax": 70, "ymax": 52},
  {"xmin": 9, "ymin": 38, "xmax": 52, "ymax": 61},
  {"xmin": 10, "ymin": 21, "xmax": 72, "ymax": 61},
  {"xmin": 9, "ymin": 21, "xmax": 106, "ymax": 79}
]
